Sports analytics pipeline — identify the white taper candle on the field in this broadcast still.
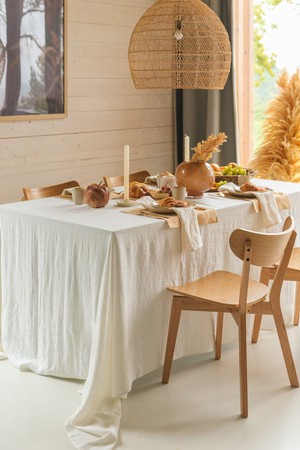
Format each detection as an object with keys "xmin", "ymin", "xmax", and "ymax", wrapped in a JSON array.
[
  {"xmin": 184, "ymin": 135, "xmax": 190, "ymax": 161},
  {"xmin": 123, "ymin": 145, "xmax": 130, "ymax": 200}
]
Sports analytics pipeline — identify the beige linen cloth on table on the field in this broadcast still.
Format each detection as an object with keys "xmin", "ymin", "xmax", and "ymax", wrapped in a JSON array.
[
  {"xmin": 123, "ymin": 206, "xmax": 218, "ymax": 252},
  {"xmin": 250, "ymin": 192, "xmax": 290, "ymax": 212},
  {"xmin": 168, "ymin": 189, "xmax": 284, "ymax": 254},
  {"xmin": 252, "ymin": 191, "xmax": 282, "ymax": 227},
  {"xmin": 171, "ymin": 206, "xmax": 203, "ymax": 251},
  {"xmin": 123, "ymin": 206, "xmax": 217, "ymax": 225},
  {"xmin": 218, "ymin": 182, "xmax": 290, "ymax": 227}
]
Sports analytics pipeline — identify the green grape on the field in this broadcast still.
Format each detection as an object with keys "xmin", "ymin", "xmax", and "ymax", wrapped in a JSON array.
[
  {"xmin": 214, "ymin": 180, "xmax": 227, "ymax": 188},
  {"xmin": 221, "ymin": 164, "xmax": 249, "ymax": 176},
  {"xmin": 221, "ymin": 164, "xmax": 248, "ymax": 177}
]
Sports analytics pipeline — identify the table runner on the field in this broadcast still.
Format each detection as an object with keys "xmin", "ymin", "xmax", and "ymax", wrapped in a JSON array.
[
  {"xmin": 219, "ymin": 191, "xmax": 290, "ymax": 211},
  {"xmin": 122, "ymin": 206, "xmax": 218, "ymax": 228}
]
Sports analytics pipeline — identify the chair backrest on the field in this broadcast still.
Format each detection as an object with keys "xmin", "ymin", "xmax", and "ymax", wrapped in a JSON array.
[
  {"xmin": 22, "ymin": 180, "xmax": 80, "ymax": 200},
  {"xmin": 103, "ymin": 170, "xmax": 150, "ymax": 188},
  {"xmin": 229, "ymin": 217, "xmax": 296, "ymax": 310},
  {"xmin": 229, "ymin": 216, "xmax": 295, "ymax": 268}
]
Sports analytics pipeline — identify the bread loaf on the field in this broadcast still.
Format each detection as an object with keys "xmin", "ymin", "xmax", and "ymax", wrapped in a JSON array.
[
  {"xmin": 240, "ymin": 182, "xmax": 266, "ymax": 192},
  {"xmin": 129, "ymin": 182, "xmax": 150, "ymax": 198},
  {"xmin": 159, "ymin": 197, "xmax": 188, "ymax": 208}
]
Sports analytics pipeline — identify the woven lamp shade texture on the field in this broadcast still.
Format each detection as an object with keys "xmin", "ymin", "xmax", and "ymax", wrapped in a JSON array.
[{"xmin": 128, "ymin": 0, "xmax": 232, "ymax": 90}]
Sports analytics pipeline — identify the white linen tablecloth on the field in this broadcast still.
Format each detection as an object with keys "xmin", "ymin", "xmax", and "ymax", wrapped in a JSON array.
[{"xmin": 0, "ymin": 179, "xmax": 300, "ymax": 449}]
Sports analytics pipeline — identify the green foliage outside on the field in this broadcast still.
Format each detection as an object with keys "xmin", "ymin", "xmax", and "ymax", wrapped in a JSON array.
[
  {"xmin": 254, "ymin": 0, "xmax": 296, "ymax": 151},
  {"xmin": 254, "ymin": 71, "xmax": 279, "ymax": 149}
]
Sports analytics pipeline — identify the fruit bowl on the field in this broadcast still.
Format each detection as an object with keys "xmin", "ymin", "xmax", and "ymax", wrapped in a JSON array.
[{"xmin": 215, "ymin": 168, "xmax": 257, "ymax": 185}]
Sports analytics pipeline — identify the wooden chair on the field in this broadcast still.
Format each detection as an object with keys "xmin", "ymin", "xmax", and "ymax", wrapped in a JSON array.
[
  {"xmin": 162, "ymin": 217, "xmax": 298, "ymax": 418},
  {"xmin": 22, "ymin": 180, "xmax": 80, "ymax": 200},
  {"xmin": 251, "ymin": 247, "xmax": 300, "ymax": 343},
  {"xmin": 103, "ymin": 170, "xmax": 150, "ymax": 188}
]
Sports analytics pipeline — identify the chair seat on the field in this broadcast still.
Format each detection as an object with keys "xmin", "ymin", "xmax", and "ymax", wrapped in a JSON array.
[{"xmin": 168, "ymin": 270, "xmax": 269, "ymax": 307}]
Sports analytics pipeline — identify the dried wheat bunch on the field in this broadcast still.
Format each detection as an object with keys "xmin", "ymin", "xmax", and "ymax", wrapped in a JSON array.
[
  {"xmin": 190, "ymin": 132, "xmax": 227, "ymax": 163},
  {"xmin": 249, "ymin": 69, "xmax": 300, "ymax": 182}
]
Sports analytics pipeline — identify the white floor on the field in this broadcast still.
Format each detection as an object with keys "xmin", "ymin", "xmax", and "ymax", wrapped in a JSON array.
[{"xmin": 1, "ymin": 326, "xmax": 300, "ymax": 450}]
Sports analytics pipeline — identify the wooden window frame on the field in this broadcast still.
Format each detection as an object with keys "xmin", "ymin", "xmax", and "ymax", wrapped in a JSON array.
[{"xmin": 233, "ymin": 0, "xmax": 254, "ymax": 165}]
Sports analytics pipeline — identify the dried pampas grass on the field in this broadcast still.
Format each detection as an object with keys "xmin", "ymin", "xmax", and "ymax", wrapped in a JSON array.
[
  {"xmin": 249, "ymin": 69, "xmax": 300, "ymax": 182},
  {"xmin": 191, "ymin": 132, "xmax": 227, "ymax": 163}
]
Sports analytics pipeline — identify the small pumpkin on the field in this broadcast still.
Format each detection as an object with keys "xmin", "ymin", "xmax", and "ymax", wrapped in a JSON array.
[{"xmin": 85, "ymin": 183, "xmax": 109, "ymax": 208}]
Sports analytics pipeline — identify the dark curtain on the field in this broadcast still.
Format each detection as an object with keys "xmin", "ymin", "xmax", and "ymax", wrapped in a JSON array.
[{"xmin": 175, "ymin": 0, "xmax": 237, "ymax": 166}]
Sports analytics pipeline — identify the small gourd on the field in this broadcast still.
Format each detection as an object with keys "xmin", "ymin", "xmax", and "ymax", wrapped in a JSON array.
[{"xmin": 85, "ymin": 183, "xmax": 109, "ymax": 208}]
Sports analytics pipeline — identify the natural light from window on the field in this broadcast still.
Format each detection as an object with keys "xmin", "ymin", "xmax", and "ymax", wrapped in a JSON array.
[{"xmin": 254, "ymin": 0, "xmax": 300, "ymax": 152}]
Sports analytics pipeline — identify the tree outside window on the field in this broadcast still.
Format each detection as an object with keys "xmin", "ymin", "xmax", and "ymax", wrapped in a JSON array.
[{"xmin": 0, "ymin": 0, "xmax": 64, "ymax": 118}]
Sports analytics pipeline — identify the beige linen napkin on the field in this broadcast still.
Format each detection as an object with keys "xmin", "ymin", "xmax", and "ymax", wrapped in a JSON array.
[
  {"xmin": 195, "ymin": 207, "xmax": 218, "ymax": 225},
  {"xmin": 250, "ymin": 193, "xmax": 290, "ymax": 212},
  {"xmin": 218, "ymin": 182, "xmax": 290, "ymax": 215},
  {"xmin": 171, "ymin": 207, "xmax": 203, "ymax": 252},
  {"xmin": 126, "ymin": 208, "xmax": 179, "ymax": 228},
  {"xmin": 252, "ymin": 191, "xmax": 282, "ymax": 227},
  {"xmin": 109, "ymin": 190, "xmax": 123, "ymax": 200},
  {"xmin": 122, "ymin": 207, "xmax": 217, "ymax": 230}
]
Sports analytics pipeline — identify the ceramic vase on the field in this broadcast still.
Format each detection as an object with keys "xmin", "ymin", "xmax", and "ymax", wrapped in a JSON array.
[{"xmin": 175, "ymin": 161, "xmax": 215, "ymax": 198}]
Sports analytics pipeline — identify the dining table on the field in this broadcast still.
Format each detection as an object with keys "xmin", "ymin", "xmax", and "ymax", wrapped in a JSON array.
[{"xmin": 0, "ymin": 178, "xmax": 300, "ymax": 449}]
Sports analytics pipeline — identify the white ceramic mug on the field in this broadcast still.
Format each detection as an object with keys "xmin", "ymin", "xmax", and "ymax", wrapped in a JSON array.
[
  {"xmin": 171, "ymin": 186, "xmax": 187, "ymax": 200},
  {"xmin": 238, "ymin": 175, "xmax": 251, "ymax": 186},
  {"xmin": 72, "ymin": 187, "xmax": 85, "ymax": 205}
]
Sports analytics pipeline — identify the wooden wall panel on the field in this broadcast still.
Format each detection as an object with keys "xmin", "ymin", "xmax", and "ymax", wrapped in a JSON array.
[{"xmin": 0, "ymin": 0, "xmax": 174, "ymax": 203}]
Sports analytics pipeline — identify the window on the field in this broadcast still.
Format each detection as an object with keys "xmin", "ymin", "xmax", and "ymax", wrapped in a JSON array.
[
  {"xmin": 234, "ymin": 0, "xmax": 300, "ymax": 166},
  {"xmin": 254, "ymin": 0, "xmax": 300, "ymax": 152}
]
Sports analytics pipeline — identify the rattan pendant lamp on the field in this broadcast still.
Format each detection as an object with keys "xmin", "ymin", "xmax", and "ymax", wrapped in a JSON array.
[{"xmin": 128, "ymin": 0, "xmax": 231, "ymax": 90}]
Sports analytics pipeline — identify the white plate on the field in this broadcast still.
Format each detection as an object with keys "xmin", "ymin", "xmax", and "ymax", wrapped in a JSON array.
[
  {"xmin": 218, "ymin": 182, "xmax": 272, "ymax": 198},
  {"xmin": 116, "ymin": 199, "xmax": 136, "ymax": 207},
  {"xmin": 150, "ymin": 192, "xmax": 170, "ymax": 200},
  {"xmin": 143, "ymin": 202, "xmax": 194, "ymax": 215},
  {"xmin": 229, "ymin": 187, "xmax": 272, "ymax": 198}
]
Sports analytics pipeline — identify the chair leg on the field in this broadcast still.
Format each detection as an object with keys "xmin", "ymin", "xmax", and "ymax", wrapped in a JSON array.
[
  {"xmin": 162, "ymin": 297, "xmax": 182, "ymax": 384},
  {"xmin": 272, "ymin": 303, "xmax": 299, "ymax": 387},
  {"xmin": 251, "ymin": 267, "xmax": 270, "ymax": 343},
  {"xmin": 251, "ymin": 314, "xmax": 262, "ymax": 344},
  {"xmin": 294, "ymin": 282, "xmax": 300, "ymax": 326},
  {"xmin": 239, "ymin": 313, "xmax": 248, "ymax": 418},
  {"xmin": 215, "ymin": 312, "xmax": 223, "ymax": 360}
]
